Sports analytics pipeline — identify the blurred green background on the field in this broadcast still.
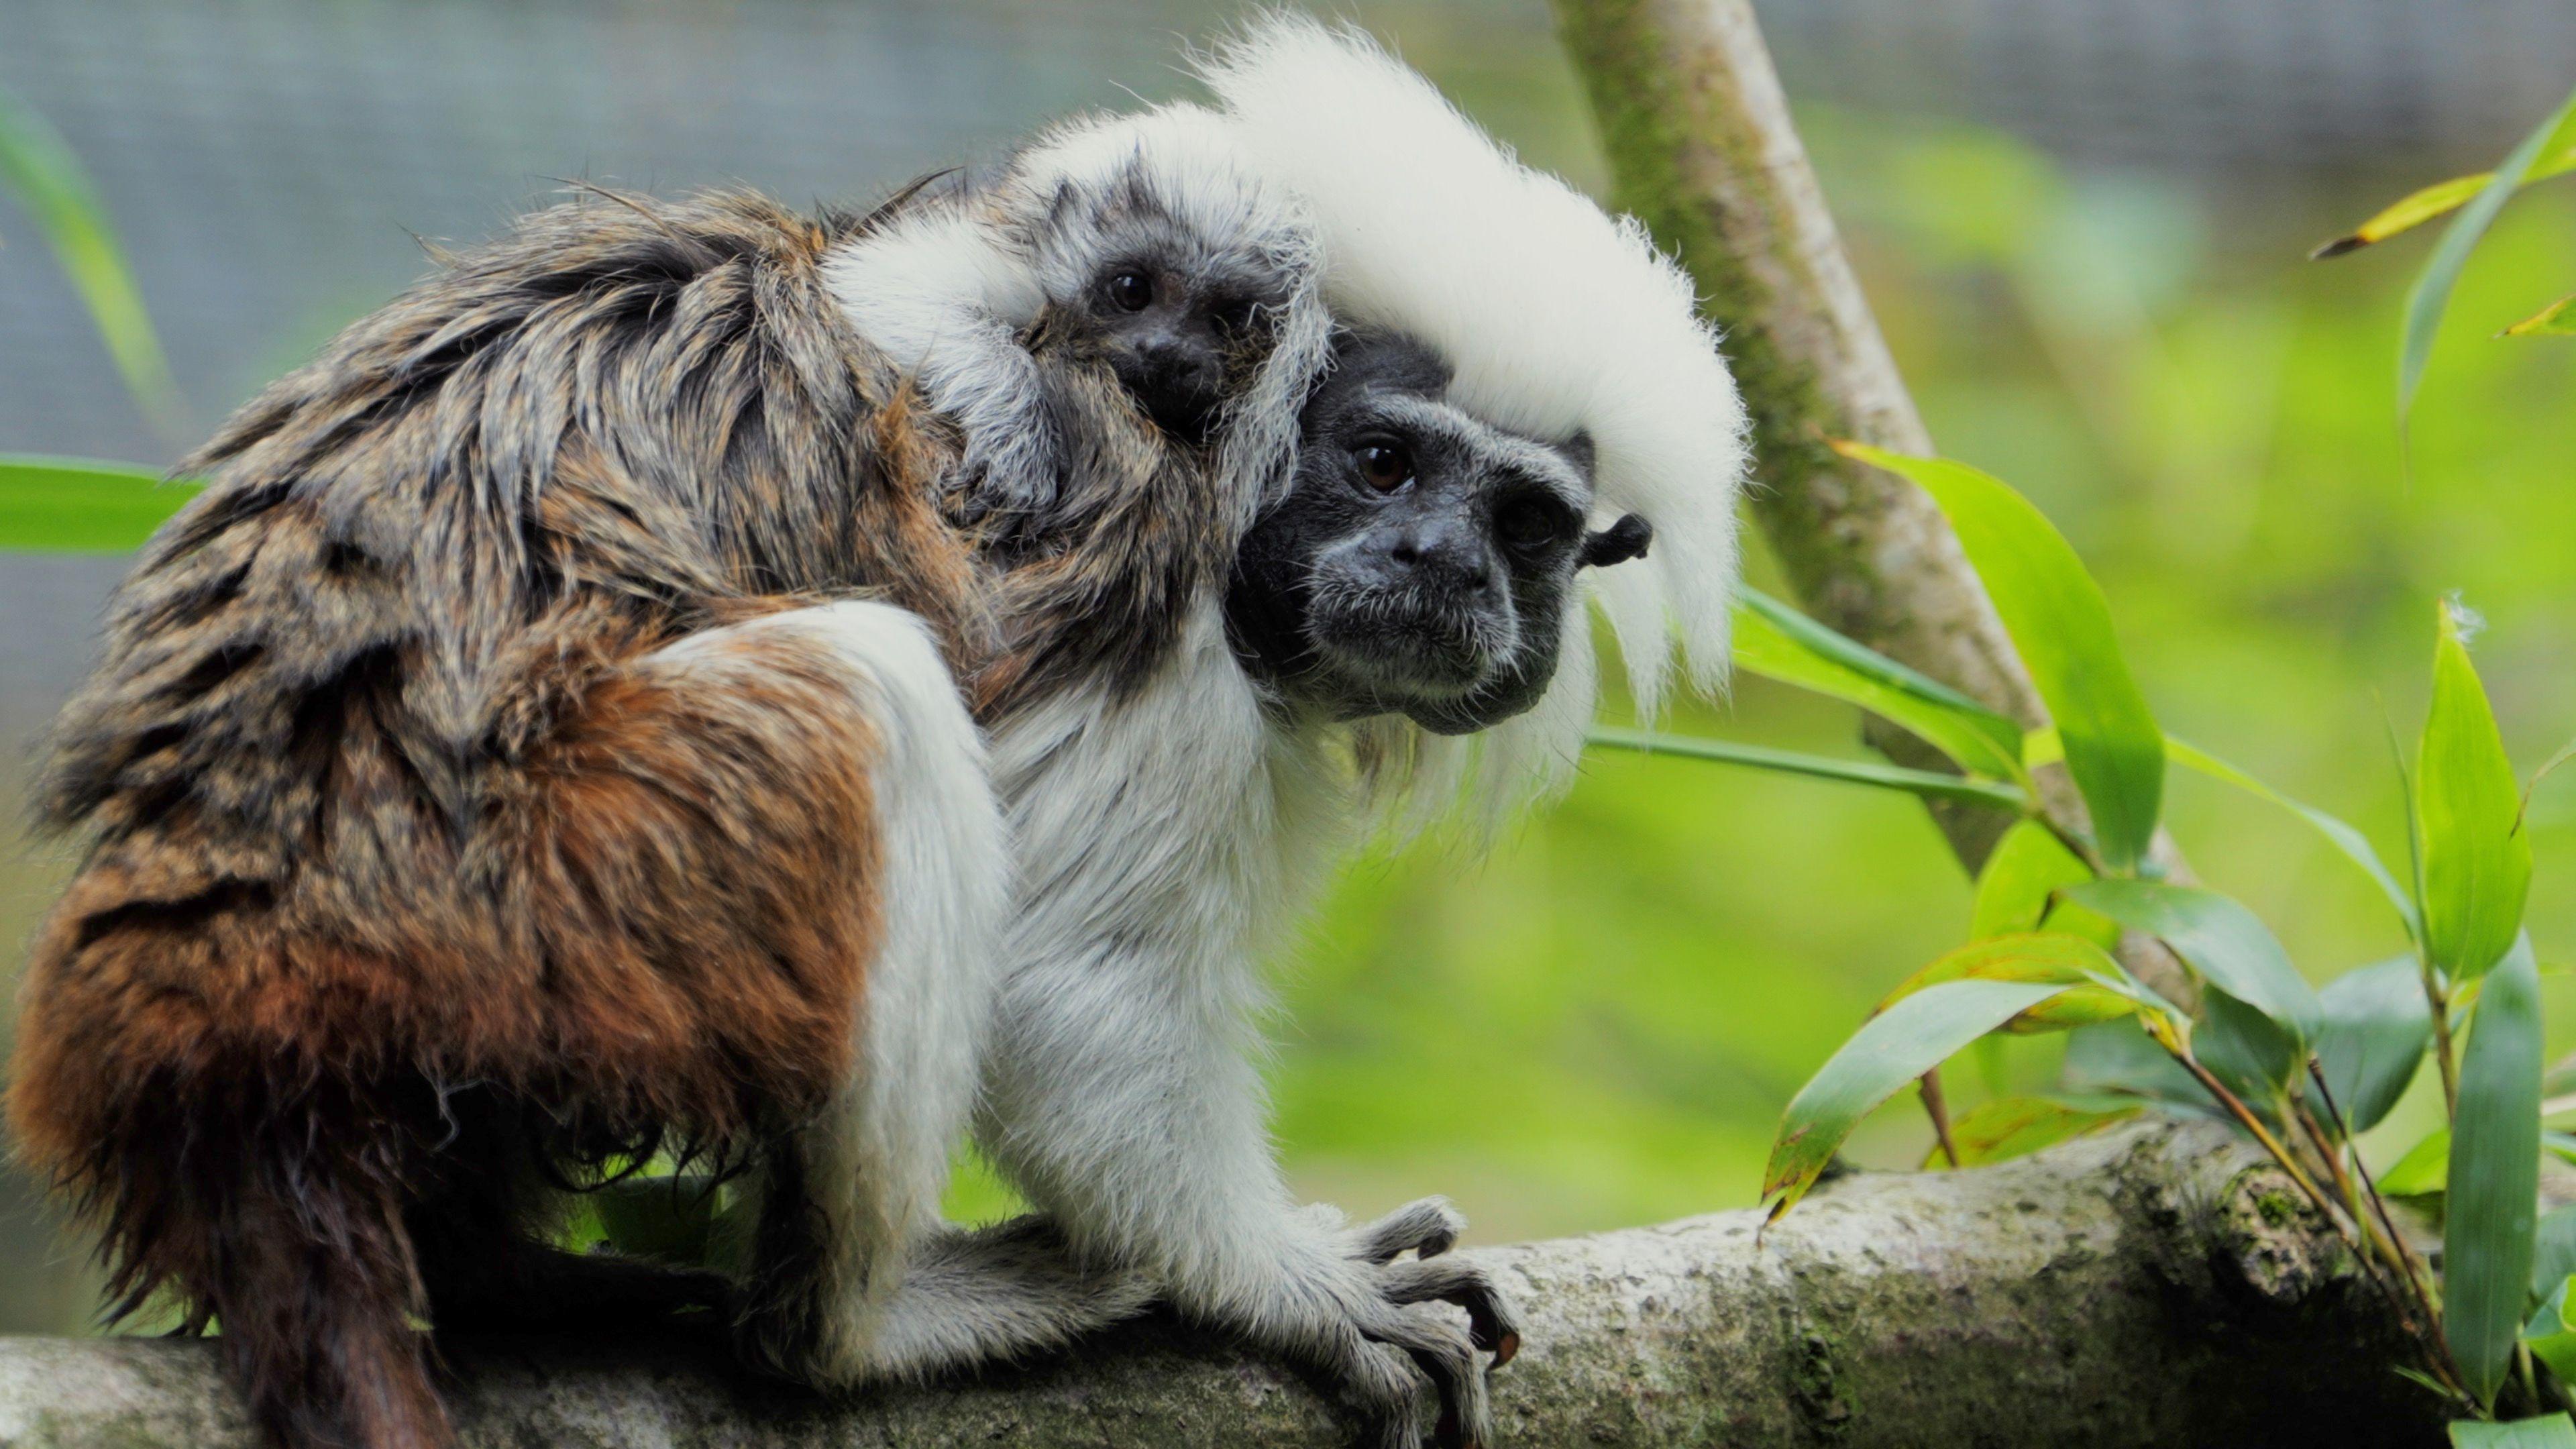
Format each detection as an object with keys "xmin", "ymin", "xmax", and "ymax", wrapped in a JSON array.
[{"xmin": 3, "ymin": 0, "xmax": 2574, "ymax": 1332}]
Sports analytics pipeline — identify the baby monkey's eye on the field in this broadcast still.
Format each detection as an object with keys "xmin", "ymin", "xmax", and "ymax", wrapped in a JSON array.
[
  {"xmin": 1106, "ymin": 272, "xmax": 1155, "ymax": 313},
  {"xmin": 1352, "ymin": 442, "xmax": 1413, "ymax": 493}
]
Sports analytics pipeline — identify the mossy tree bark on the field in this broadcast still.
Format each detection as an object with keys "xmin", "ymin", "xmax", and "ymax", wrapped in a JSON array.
[{"xmin": 0, "ymin": 1123, "xmax": 2445, "ymax": 1448}]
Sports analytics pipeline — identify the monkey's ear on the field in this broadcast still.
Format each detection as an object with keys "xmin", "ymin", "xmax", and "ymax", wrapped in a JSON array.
[
  {"xmin": 1559, "ymin": 429, "xmax": 1597, "ymax": 478},
  {"xmin": 1579, "ymin": 513, "xmax": 1652, "ymax": 570}
]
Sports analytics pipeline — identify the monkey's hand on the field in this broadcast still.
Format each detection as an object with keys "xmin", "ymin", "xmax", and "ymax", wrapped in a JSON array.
[{"xmin": 1250, "ymin": 1197, "xmax": 1522, "ymax": 1449}]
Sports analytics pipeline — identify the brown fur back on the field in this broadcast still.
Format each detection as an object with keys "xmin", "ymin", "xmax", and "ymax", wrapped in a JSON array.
[{"xmin": 17, "ymin": 191, "xmax": 967, "ymax": 1161}]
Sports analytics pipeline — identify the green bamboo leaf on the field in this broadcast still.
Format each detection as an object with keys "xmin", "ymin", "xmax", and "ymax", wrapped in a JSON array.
[
  {"xmin": 1764, "ymin": 977, "xmax": 2068, "ymax": 1220},
  {"xmin": 1968, "ymin": 818, "xmax": 2119, "ymax": 948},
  {"xmin": 2453, "ymin": 1414, "xmax": 2576, "ymax": 1449},
  {"xmin": 2420, "ymin": 600, "xmax": 2533, "ymax": 984},
  {"xmin": 1874, "ymin": 932, "xmax": 2144, "ymax": 1034},
  {"xmin": 2311, "ymin": 131, "xmax": 2576, "ymax": 260},
  {"xmin": 2502, "ymin": 293, "xmax": 2576, "ymax": 338},
  {"xmin": 2166, "ymin": 735, "xmax": 2420, "ymax": 941},
  {"xmin": 1736, "ymin": 588, "xmax": 2015, "ymax": 729},
  {"xmin": 1731, "ymin": 587, "xmax": 2027, "ymax": 782},
  {"xmin": 0, "ymin": 454, "xmax": 196, "ymax": 553},
  {"xmin": 1585, "ymin": 727, "xmax": 2029, "ymax": 810},
  {"xmin": 2449, "ymin": 937, "xmax": 2545, "ymax": 1408},
  {"xmin": 2063, "ymin": 879, "xmax": 2323, "ymax": 1044},
  {"xmin": 2377, "ymin": 1126, "xmax": 2450, "ymax": 1198},
  {"xmin": 2024, "ymin": 723, "xmax": 2065, "ymax": 771},
  {"xmin": 2196, "ymin": 983, "xmax": 2302, "ymax": 1101},
  {"xmin": 2315, "ymin": 172, "xmax": 2496, "ymax": 258},
  {"xmin": 2402, "ymin": 83, "xmax": 2576, "ymax": 425},
  {"xmin": 1918, "ymin": 1094, "xmax": 2140, "ymax": 1169},
  {"xmin": 1833, "ymin": 442, "xmax": 2163, "ymax": 872},
  {"xmin": 2306, "ymin": 957, "xmax": 2432, "ymax": 1135},
  {"xmin": 0, "ymin": 86, "xmax": 183, "ymax": 436}
]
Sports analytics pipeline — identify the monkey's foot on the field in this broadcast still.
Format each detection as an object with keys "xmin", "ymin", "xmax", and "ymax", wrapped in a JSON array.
[{"xmin": 1283, "ymin": 1197, "xmax": 1523, "ymax": 1449}]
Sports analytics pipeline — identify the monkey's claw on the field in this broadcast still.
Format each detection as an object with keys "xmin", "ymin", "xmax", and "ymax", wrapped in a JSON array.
[{"xmin": 1322, "ymin": 1197, "xmax": 1523, "ymax": 1449}]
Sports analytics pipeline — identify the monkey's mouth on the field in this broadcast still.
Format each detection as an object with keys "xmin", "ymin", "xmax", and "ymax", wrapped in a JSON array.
[{"xmin": 1304, "ymin": 586, "xmax": 1511, "ymax": 702}]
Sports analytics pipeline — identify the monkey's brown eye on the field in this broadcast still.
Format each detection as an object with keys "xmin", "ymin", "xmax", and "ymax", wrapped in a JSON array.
[
  {"xmin": 1352, "ymin": 443, "xmax": 1413, "ymax": 493},
  {"xmin": 1107, "ymin": 272, "xmax": 1155, "ymax": 313}
]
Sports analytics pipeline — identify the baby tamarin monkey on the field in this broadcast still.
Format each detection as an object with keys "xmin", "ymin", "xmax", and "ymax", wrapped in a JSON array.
[
  {"xmin": 832, "ymin": 106, "xmax": 1318, "ymax": 544},
  {"xmin": 3, "ymin": 101, "xmax": 1343, "ymax": 1449}
]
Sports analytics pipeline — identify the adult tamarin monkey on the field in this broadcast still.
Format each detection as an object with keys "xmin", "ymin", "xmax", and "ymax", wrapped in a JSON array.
[
  {"xmin": 930, "ymin": 28, "xmax": 1743, "ymax": 1449},
  {"xmin": 9, "ymin": 20, "xmax": 1746, "ymax": 1449},
  {"xmin": 9, "ymin": 100, "xmax": 1322, "ymax": 1449}
]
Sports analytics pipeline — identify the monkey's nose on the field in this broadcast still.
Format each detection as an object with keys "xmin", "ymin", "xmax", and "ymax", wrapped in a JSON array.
[
  {"xmin": 1383, "ymin": 525, "xmax": 1494, "ymax": 593},
  {"xmin": 1130, "ymin": 343, "xmax": 1224, "ymax": 438}
]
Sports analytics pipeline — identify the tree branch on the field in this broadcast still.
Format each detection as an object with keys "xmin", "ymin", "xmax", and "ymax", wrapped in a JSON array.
[{"xmin": 0, "ymin": 1122, "xmax": 2438, "ymax": 1448}]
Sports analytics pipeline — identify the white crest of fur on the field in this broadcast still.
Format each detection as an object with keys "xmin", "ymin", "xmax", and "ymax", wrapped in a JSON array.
[
  {"xmin": 825, "ymin": 103, "xmax": 1330, "ymax": 533},
  {"xmin": 1200, "ymin": 15, "xmax": 1748, "ymax": 811}
]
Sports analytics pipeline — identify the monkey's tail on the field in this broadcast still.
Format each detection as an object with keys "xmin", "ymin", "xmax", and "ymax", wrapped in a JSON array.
[
  {"xmin": 213, "ymin": 1125, "xmax": 453, "ymax": 1449},
  {"xmin": 57, "ymin": 1073, "xmax": 456, "ymax": 1449}
]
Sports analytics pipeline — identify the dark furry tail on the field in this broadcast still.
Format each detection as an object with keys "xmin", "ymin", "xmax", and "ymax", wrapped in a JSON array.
[
  {"xmin": 77, "ymin": 1079, "xmax": 454, "ymax": 1449},
  {"xmin": 212, "ymin": 1146, "xmax": 451, "ymax": 1449}
]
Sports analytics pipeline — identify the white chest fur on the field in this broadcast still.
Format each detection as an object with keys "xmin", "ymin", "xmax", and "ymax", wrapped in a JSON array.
[{"xmin": 973, "ymin": 601, "xmax": 1353, "ymax": 1289}]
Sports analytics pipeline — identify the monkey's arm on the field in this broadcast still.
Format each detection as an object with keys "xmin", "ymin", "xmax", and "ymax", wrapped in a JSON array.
[
  {"xmin": 969, "ymin": 623, "xmax": 1517, "ymax": 1449},
  {"xmin": 974, "ymin": 930, "xmax": 1515, "ymax": 1449}
]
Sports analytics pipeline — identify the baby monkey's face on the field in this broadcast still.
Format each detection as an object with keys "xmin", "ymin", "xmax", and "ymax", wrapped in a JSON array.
[{"xmin": 1085, "ymin": 256, "xmax": 1279, "ymax": 441}]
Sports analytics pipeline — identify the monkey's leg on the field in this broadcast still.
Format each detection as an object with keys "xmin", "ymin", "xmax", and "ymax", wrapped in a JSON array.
[
  {"xmin": 977, "ymin": 938, "xmax": 1519, "ymax": 1449},
  {"xmin": 643, "ymin": 601, "xmax": 1079, "ymax": 1387}
]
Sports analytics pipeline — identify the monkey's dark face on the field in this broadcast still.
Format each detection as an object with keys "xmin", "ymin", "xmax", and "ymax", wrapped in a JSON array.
[
  {"xmin": 1229, "ymin": 331, "xmax": 1644, "ymax": 736},
  {"xmin": 1085, "ymin": 256, "xmax": 1279, "ymax": 442}
]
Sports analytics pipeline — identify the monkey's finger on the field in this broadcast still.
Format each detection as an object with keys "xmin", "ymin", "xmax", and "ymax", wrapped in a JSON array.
[
  {"xmin": 1342, "ymin": 1337, "xmax": 1432, "ymax": 1449},
  {"xmin": 1377, "ymin": 1257, "xmax": 1521, "ymax": 1366},
  {"xmin": 1353, "ymin": 1197, "xmax": 1464, "ymax": 1265},
  {"xmin": 1375, "ymin": 1305, "xmax": 1491, "ymax": 1449},
  {"xmin": 1407, "ymin": 1344, "xmax": 1468, "ymax": 1449}
]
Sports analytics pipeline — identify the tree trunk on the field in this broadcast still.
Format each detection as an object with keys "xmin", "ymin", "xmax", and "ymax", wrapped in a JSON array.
[
  {"xmin": 1548, "ymin": 0, "xmax": 2198, "ymax": 1003},
  {"xmin": 0, "ymin": 1122, "xmax": 2444, "ymax": 1448}
]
